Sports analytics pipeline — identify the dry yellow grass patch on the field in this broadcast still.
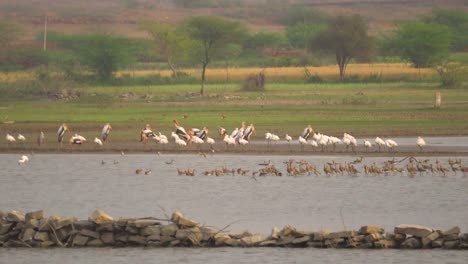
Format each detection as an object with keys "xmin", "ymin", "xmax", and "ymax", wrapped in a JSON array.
[{"xmin": 119, "ymin": 63, "xmax": 435, "ymax": 81}]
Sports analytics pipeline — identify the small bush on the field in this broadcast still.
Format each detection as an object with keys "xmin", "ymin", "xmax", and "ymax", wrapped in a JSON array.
[
  {"xmin": 242, "ymin": 72, "xmax": 266, "ymax": 91},
  {"xmin": 304, "ymin": 68, "xmax": 323, "ymax": 83},
  {"xmin": 436, "ymin": 62, "xmax": 468, "ymax": 88}
]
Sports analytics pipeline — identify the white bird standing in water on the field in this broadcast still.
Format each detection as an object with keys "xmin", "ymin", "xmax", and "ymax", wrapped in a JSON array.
[
  {"xmin": 17, "ymin": 134, "xmax": 26, "ymax": 142},
  {"xmin": 364, "ymin": 140, "xmax": 372, "ymax": 152},
  {"xmin": 375, "ymin": 137, "xmax": 385, "ymax": 152},
  {"xmin": 94, "ymin": 137, "xmax": 103, "ymax": 146},
  {"xmin": 285, "ymin": 134, "xmax": 292, "ymax": 143},
  {"xmin": 298, "ymin": 136, "xmax": 308, "ymax": 151},
  {"xmin": 37, "ymin": 131, "xmax": 45, "ymax": 146},
  {"xmin": 6, "ymin": 134, "xmax": 16, "ymax": 143},
  {"xmin": 18, "ymin": 155, "xmax": 29, "ymax": 165},
  {"xmin": 417, "ymin": 136, "xmax": 426, "ymax": 152},
  {"xmin": 385, "ymin": 139, "xmax": 398, "ymax": 152}
]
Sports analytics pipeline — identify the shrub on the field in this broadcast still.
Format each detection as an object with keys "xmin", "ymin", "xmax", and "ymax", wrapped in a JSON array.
[{"xmin": 242, "ymin": 72, "xmax": 266, "ymax": 91}]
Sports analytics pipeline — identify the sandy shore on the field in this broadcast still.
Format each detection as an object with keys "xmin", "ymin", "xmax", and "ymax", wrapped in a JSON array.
[{"xmin": 1, "ymin": 140, "xmax": 467, "ymax": 156}]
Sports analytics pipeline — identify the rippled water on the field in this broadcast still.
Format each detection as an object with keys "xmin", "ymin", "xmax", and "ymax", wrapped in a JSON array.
[{"xmin": 1, "ymin": 153, "xmax": 468, "ymax": 263}]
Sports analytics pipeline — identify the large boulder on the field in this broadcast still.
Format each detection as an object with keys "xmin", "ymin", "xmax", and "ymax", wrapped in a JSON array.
[
  {"xmin": 171, "ymin": 211, "xmax": 198, "ymax": 228},
  {"xmin": 422, "ymin": 232, "xmax": 440, "ymax": 247},
  {"xmin": 131, "ymin": 219, "xmax": 161, "ymax": 228},
  {"xmin": 141, "ymin": 225, "xmax": 161, "ymax": 236},
  {"xmin": 0, "ymin": 223, "xmax": 12, "ymax": 235},
  {"xmin": 34, "ymin": 232, "xmax": 50, "ymax": 242},
  {"xmin": 160, "ymin": 223, "xmax": 179, "ymax": 237},
  {"xmin": 73, "ymin": 234, "xmax": 89, "ymax": 246},
  {"xmin": 101, "ymin": 232, "xmax": 115, "ymax": 245},
  {"xmin": 441, "ymin": 226, "xmax": 460, "ymax": 236},
  {"xmin": 6, "ymin": 210, "xmax": 25, "ymax": 222},
  {"xmin": 240, "ymin": 234, "xmax": 264, "ymax": 247},
  {"xmin": 25, "ymin": 210, "xmax": 44, "ymax": 221},
  {"xmin": 359, "ymin": 225, "xmax": 384, "ymax": 235},
  {"xmin": 394, "ymin": 224, "xmax": 433, "ymax": 238},
  {"xmin": 89, "ymin": 210, "xmax": 113, "ymax": 224},
  {"xmin": 21, "ymin": 228, "xmax": 36, "ymax": 242},
  {"xmin": 400, "ymin": 237, "xmax": 422, "ymax": 249}
]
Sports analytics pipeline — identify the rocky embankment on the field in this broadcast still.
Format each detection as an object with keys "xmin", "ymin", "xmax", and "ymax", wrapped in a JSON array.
[{"xmin": 1, "ymin": 209, "xmax": 467, "ymax": 249}]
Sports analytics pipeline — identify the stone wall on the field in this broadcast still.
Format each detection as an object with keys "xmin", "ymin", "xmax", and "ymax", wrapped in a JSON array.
[{"xmin": 1, "ymin": 209, "xmax": 467, "ymax": 249}]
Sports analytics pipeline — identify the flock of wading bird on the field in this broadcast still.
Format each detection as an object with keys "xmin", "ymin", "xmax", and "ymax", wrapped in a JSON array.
[
  {"xmin": 174, "ymin": 157, "xmax": 468, "ymax": 178},
  {"xmin": 5, "ymin": 120, "xmax": 428, "ymax": 153}
]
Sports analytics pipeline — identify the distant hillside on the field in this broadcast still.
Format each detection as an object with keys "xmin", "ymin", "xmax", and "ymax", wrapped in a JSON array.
[{"xmin": 1, "ymin": 0, "xmax": 466, "ymax": 40}]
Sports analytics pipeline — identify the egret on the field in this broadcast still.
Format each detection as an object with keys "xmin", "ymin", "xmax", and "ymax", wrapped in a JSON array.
[
  {"xmin": 17, "ymin": 134, "xmax": 26, "ymax": 142},
  {"xmin": 37, "ymin": 131, "xmax": 45, "ymax": 146},
  {"xmin": 6, "ymin": 134, "xmax": 16, "ymax": 144},
  {"xmin": 385, "ymin": 139, "xmax": 398, "ymax": 152},
  {"xmin": 18, "ymin": 155, "xmax": 29, "ymax": 165},
  {"xmin": 298, "ymin": 136, "xmax": 308, "ymax": 151},
  {"xmin": 94, "ymin": 137, "xmax": 103, "ymax": 146},
  {"xmin": 364, "ymin": 140, "xmax": 372, "ymax": 152},
  {"xmin": 417, "ymin": 136, "xmax": 426, "ymax": 152},
  {"xmin": 375, "ymin": 137, "xmax": 385, "ymax": 152}
]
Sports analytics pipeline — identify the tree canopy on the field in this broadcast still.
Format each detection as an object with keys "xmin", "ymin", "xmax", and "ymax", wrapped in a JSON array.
[
  {"xmin": 310, "ymin": 15, "xmax": 373, "ymax": 81},
  {"xmin": 185, "ymin": 16, "xmax": 247, "ymax": 95},
  {"xmin": 386, "ymin": 21, "xmax": 452, "ymax": 68}
]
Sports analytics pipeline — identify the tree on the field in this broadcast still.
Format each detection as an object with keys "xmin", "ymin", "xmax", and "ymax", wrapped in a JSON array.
[
  {"xmin": 425, "ymin": 8, "xmax": 468, "ymax": 51},
  {"xmin": 50, "ymin": 33, "xmax": 136, "ymax": 81},
  {"xmin": 141, "ymin": 22, "xmax": 192, "ymax": 78},
  {"xmin": 245, "ymin": 31, "xmax": 288, "ymax": 51},
  {"xmin": 286, "ymin": 23, "xmax": 325, "ymax": 50},
  {"xmin": 386, "ymin": 21, "xmax": 452, "ymax": 68},
  {"xmin": 185, "ymin": 16, "xmax": 247, "ymax": 95},
  {"xmin": 310, "ymin": 15, "xmax": 373, "ymax": 81}
]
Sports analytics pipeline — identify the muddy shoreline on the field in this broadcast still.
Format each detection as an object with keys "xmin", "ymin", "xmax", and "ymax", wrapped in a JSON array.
[{"xmin": 1, "ymin": 141, "xmax": 467, "ymax": 156}]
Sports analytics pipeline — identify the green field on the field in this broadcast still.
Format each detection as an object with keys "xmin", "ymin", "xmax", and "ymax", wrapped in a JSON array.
[{"xmin": 1, "ymin": 82, "xmax": 467, "ymax": 143}]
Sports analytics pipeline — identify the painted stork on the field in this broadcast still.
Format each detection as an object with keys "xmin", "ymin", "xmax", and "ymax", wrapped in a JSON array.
[
  {"xmin": 242, "ymin": 123, "xmax": 255, "ymax": 142},
  {"xmin": 101, "ymin": 123, "xmax": 112, "ymax": 142},
  {"xmin": 301, "ymin": 125, "xmax": 314, "ymax": 140},
  {"xmin": 173, "ymin": 119, "xmax": 190, "ymax": 141},
  {"xmin": 141, "ymin": 124, "xmax": 156, "ymax": 142},
  {"xmin": 57, "ymin": 123, "xmax": 69, "ymax": 144}
]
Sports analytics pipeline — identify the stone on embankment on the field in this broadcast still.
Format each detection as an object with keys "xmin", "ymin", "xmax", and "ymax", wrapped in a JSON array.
[
  {"xmin": 240, "ymin": 234, "xmax": 264, "ymax": 247},
  {"xmin": 53, "ymin": 218, "xmax": 75, "ymax": 229},
  {"xmin": 400, "ymin": 237, "xmax": 422, "ymax": 249},
  {"xmin": 147, "ymin": 233, "xmax": 161, "ymax": 241},
  {"xmin": 270, "ymin": 227, "xmax": 280, "ymax": 240},
  {"xmin": 224, "ymin": 238, "xmax": 241, "ymax": 246},
  {"xmin": 96, "ymin": 223, "xmax": 113, "ymax": 232},
  {"xmin": 442, "ymin": 226, "xmax": 460, "ymax": 236},
  {"xmin": 25, "ymin": 210, "xmax": 44, "ymax": 221},
  {"xmin": 90, "ymin": 210, "xmax": 113, "ymax": 224},
  {"xmin": 443, "ymin": 233, "xmax": 459, "ymax": 241},
  {"xmin": 422, "ymin": 232, "xmax": 440, "ymax": 247},
  {"xmin": 432, "ymin": 238, "xmax": 444, "ymax": 248},
  {"xmin": 364, "ymin": 233, "xmax": 382, "ymax": 243},
  {"xmin": 101, "ymin": 232, "xmax": 115, "ymax": 245},
  {"xmin": 0, "ymin": 223, "xmax": 12, "ymax": 235},
  {"xmin": 73, "ymin": 220, "xmax": 95, "ymax": 230},
  {"xmin": 199, "ymin": 226, "xmax": 218, "ymax": 242},
  {"xmin": 292, "ymin": 236, "xmax": 310, "ymax": 246},
  {"xmin": 460, "ymin": 233, "xmax": 468, "ymax": 242},
  {"xmin": 308, "ymin": 241, "xmax": 324, "ymax": 248},
  {"xmin": 25, "ymin": 219, "xmax": 39, "ymax": 229},
  {"xmin": 125, "ymin": 225, "xmax": 139, "ymax": 234},
  {"xmin": 79, "ymin": 229, "xmax": 100, "ymax": 239},
  {"xmin": 359, "ymin": 225, "xmax": 384, "ymax": 235},
  {"xmin": 141, "ymin": 225, "xmax": 161, "ymax": 236},
  {"xmin": 160, "ymin": 224, "xmax": 179, "ymax": 237},
  {"xmin": 34, "ymin": 232, "xmax": 50, "ymax": 242},
  {"xmin": 87, "ymin": 239, "xmax": 104, "ymax": 247},
  {"xmin": 259, "ymin": 240, "xmax": 277, "ymax": 247},
  {"xmin": 73, "ymin": 234, "xmax": 89, "ymax": 246},
  {"xmin": 395, "ymin": 224, "xmax": 433, "ymax": 238},
  {"xmin": 278, "ymin": 225, "xmax": 296, "ymax": 238},
  {"xmin": 276, "ymin": 236, "xmax": 295, "ymax": 246},
  {"xmin": 128, "ymin": 235, "xmax": 147, "ymax": 245},
  {"xmin": 0, "ymin": 209, "xmax": 5, "ymax": 219},
  {"xmin": 131, "ymin": 219, "xmax": 161, "ymax": 228},
  {"xmin": 443, "ymin": 240, "xmax": 460, "ymax": 249},
  {"xmin": 214, "ymin": 233, "xmax": 230, "ymax": 246},
  {"xmin": 326, "ymin": 231, "xmax": 356, "ymax": 239},
  {"xmin": 6, "ymin": 210, "xmax": 25, "ymax": 222},
  {"xmin": 374, "ymin": 239, "xmax": 396, "ymax": 249},
  {"xmin": 171, "ymin": 211, "xmax": 198, "ymax": 228},
  {"xmin": 115, "ymin": 234, "xmax": 128, "ymax": 243},
  {"xmin": 0, "ymin": 234, "xmax": 9, "ymax": 242},
  {"xmin": 21, "ymin": 228, "xmax": 36, "ymax": 241}
]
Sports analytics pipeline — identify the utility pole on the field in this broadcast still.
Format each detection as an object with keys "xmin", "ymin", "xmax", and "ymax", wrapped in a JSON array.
[{"xmin": 43, "ymin": 14, "xmax": 47, "ymax": 51}]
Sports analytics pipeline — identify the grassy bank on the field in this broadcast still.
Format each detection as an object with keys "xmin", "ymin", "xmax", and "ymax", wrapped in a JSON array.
[{"xmin": 1, "ymin": 82, "xmax": 467, "ymax": 144}]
